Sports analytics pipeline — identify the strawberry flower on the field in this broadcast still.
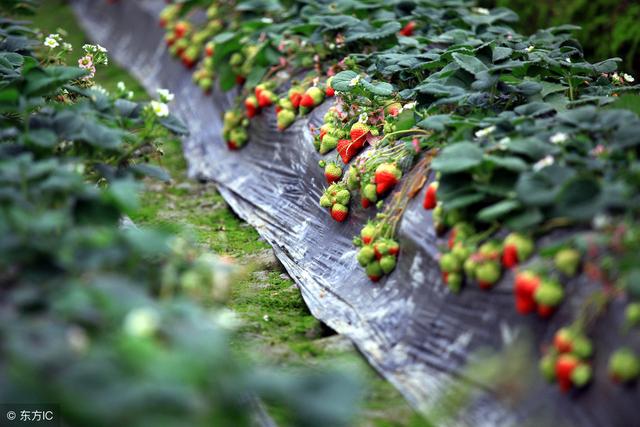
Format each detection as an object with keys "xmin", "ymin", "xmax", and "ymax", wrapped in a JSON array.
[
  {"xmin": 550, "ymin": 132, "xmax": 568, "ymax": 144},
  {"xmin": 475, "ymin": 125, "xmax": 496, "ymax": 139},
  {"xmin": 150, "ymin": 100, "xmax": 170, "ymax": 118},
  {"xmin": 157, "ymin": 88, "xmax": 174, "ymax": 103},
  {"xmin": 533, "ymin": 155, "xmax": 554, "ymax": 172},
  {"xmin": 44, "ymin": 34, "xmax": 60, "ymax": 49}
]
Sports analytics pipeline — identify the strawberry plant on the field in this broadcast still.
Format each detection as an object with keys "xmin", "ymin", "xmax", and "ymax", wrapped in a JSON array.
[{"xmin": 0, "ymin": 8, "xmax": 362, "ymax": 426}]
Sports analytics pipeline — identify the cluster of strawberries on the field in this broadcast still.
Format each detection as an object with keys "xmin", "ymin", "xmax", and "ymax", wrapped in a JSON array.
[
  {"xmin": 319, "ymin": 183, "xmax": 351, "ymax": 222},
  {"xmin": 222, "ymin": 109, "xmax": 248, "ymax": 150},
  {"xmin": 245, "ymin": 83, "xmax": 278, "ymax": 119},
  {"xmin": 356, "ymin": 223, "xmax": 399, "ymax": 281},
  {"xmin": 540, "ymin": 328, "xmax": 593, "ymax": 392}
]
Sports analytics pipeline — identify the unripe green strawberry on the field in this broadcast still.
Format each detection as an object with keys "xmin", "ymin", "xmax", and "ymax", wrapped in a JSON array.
[
  {"xmin": 357, "ymin": 246, "xmax": 375, "ymax": 267},
  {"xmin": 277, "ymin": 109, "xmax": 296, "ymax": 131},
  {"xmin": 447, "ymin": 272, "xmax": 462, "ymax": 293},
  {"xmin": 476, "ymin": 261, "xmax": 500, "ymax": 289},
  {"xmin": 478, "ymin": 240, "xmax": 502, "ymax": 261},
  {"xmin": 625, "ymin": 303, "xmax": 640, "ymax": 328},
  {"xmin": 229, "ymin": 128, "xmax": 247, "ymax": 145},
  {"xmin": 319, "ymin": 195, "xmax": 332, "ymax": 208},
  {"xmin": 380, "ymin": 255, "xmax": 397, "ymax": 274},
  {"xmin": 229, "ymin": 52, "xmax": 244, "ymax": 66},
  {"xmin": 366, "ymin": 261, "xmax": 383, "ymax": 282},
  {"xmin": 320, "ymin": 134, "xmax": 338, "ymax": 154},
  {"xmin": 609, "ymin": 348, "xmax": 640, "ymax": 383},
  {"xmin": 198, "ymin": 77, "xmax": 213, "ymax": 91},
  {"xmin": 534, "ymin": 279, "xmax": 564, "ymax": 307},
  {"xmin": 444, "ymin": 209, "xmax": 463, "ymax": 227},
  {"xmin": 278, "ymin": 98, "xmax": 294, "ymax": 111},
  {"xmin": 347, "ymin": 165, "xmax": 360, "ymax": 190},
  {"xmin": 433, "ymin": 203, "xmax": 445, "ymax": 233},
  {"xmin": 539, "ymin": 353, "xmax": 557, "ymax": 382},
  {"xmin": 451, "ymin": 243, "xmax": 472, "ymax": 263},
  {"xmin": 335, "ymin": 189, "xmax": 350, "ymax": 206},
  {"xmin": 324, "ymin": 162, "xmax": 342, "ymax": 184},
  {"xmin": 463, "ymin": 257, "xmax": 477, "ymax": 280},
  {"xmin": 570, "ymin": 363, "xmax": 592, "ymax": 387},
  {"xmin": 360, "ymin": 223, "xmax": 376, "ymax": 245},
  {"xmin": 554, "ymin": 248, "xmax": 581, "ymax": 276},
  {"xmin": 363, "ymin": 184, "xmax": 377, "ymax": 203},
  {"xmin": 439, "ymin": 253, "xmax": 461, "ymax": 273},
  {"xmin": 571, "ymin": 336, "xmax": 593, "ymax": 359}
]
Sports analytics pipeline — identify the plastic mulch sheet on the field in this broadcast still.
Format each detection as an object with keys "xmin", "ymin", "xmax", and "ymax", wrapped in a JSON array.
[{"xmin": 72, "ymin": 1, "xmax": 639, "ymax": 425}]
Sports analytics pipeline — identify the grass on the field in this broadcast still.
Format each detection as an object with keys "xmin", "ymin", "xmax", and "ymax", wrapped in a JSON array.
[{"xmin": 32, "ymin": 1, "xmax": 431, "ymax": 425}]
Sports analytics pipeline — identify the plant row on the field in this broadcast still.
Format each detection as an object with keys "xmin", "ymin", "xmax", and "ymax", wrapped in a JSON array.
[{"xmin": 158, "ymin": 0, "xmax": 640, "ymax": 393}]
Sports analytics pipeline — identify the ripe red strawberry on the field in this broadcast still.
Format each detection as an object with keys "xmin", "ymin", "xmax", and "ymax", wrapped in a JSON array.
[
  {"xmin": 350, "ymin": 122, "xmax": 370, "ymax": 143},
  {"xmin": 174, "ymin": 21, "xmax": 189, "ymax": 38},
  {"xmin": 324, "ymin": 162, "xmax": 342, "ymax": 184},
  {"xmin": 423, "ymin": 181, "xmax": 438, "ymax": 209},
  {"xmin": 361, "ymin": 197, "xmax": 371, "ymax": 208},
  {"xmin": 244, "ymin": 95, "xmax": 258, "ymax": 118},
  {"xmin": 513, "ymin": 271, "xmax": 540, "ymax": 315},
  {"xmin": 502, "ymin": 233, "xmax": 534, "ymax": 269},
  {"xmin": 300, "ymin": 86, "xmax": 324, "ymax": 109},
  {"xmin": 205, "ymin": 43, "xmax": 214, "ymax": 57},
  {"xmin": 227, "ymin": 140, "xmax": 238, "ymax": 150},
  {"xmin": 399, "ymin": 21, "xmax": 416, "ymax": 37},
  {"xmin": 555, "ymin": 354, "xmax": 580, "ymax": 393},
  {"xmin": 235, "ymin": 75, "xmax": 246, "ymax": 85},
  {"xmin": 384, "ymin": 102, "xmax": 402, "ymax": 117},
  {"xmin": 374, "ymin": 163, "xmax": 401, "ymax": 195},
  {"xmin": 337, "ymin": 139, "xmax": 361, "ymax": 164},
  {"xmin": 502, "ymin": 244, "xmax": 518, "ymax": 269},
  {"xmin": 326, "ymin": 77, "xmax": 335, "ymax": 97},
  {"xmin": 554, "ymin": 328, "xmax": 574, "ymax": 354},
  {"xmin": 288, "ymin": 86, "xmax": 303, "ymax": 108},
  {"xmin": 258, "ymin": 90, "xmax": 276, "ymax": 108},
  {"xmin": 331, "ymin": 204, "xmax": 348, "ymax": 222}
]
